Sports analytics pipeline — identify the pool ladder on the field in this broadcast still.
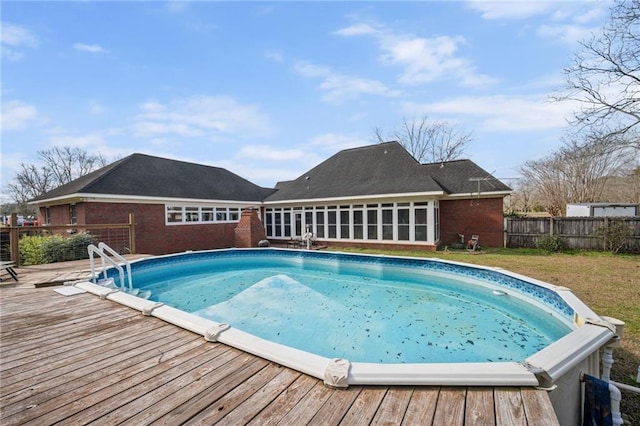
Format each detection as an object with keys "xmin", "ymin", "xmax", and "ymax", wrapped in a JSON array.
[{"xmin": 88, "ymin": 243, "xmax": 150, "ymax": 298}]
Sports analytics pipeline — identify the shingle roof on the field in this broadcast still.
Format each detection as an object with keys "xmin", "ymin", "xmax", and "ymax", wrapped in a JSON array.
[
  {"xmin": 30, "ymin": 143, "xmax": 511, "ymax": 205},
  {"xmin": 421, "ymin": 159, "xmax": 512, "ymax": 194},
  {"xmin": 265, "ymin": 141, "xmax": 510, "ymax": 202},
  {"xmin": 30, "ymin": 153, "xmax": 276, "ymax": 203}
]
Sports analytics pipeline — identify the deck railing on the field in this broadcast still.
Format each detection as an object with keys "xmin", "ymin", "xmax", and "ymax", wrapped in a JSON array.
[{"xmin": 0, "ymin": 213, "xmax": 135, "ymax": 266}]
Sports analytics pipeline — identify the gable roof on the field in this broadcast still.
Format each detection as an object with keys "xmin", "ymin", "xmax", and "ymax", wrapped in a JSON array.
[
  {"xmin": 30, "ymin": 153, "xmax": 276, "ymax": 203},
  {"xmin": 265, "ymin": 141, "xmax": 510, "ymax": 202}
]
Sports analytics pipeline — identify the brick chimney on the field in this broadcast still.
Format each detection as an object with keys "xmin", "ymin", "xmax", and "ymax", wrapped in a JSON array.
[{"xmin": 234, "ymin": 208, "xmax": 266, "ymax": 248}]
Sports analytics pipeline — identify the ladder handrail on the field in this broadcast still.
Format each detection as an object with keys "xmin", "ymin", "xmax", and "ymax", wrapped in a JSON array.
[
  {"xmin": 87, "ymin": 243, "xmax": 132, "ymax": 291},
  {"xmin": 98, "ymin": 242, "xmax": 133, "ymax": 290}
]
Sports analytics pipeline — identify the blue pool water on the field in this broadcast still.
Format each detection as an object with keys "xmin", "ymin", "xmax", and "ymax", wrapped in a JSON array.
[{"xmin": 126, "ymin": 250, "xmax": 573, "ymax": 364}]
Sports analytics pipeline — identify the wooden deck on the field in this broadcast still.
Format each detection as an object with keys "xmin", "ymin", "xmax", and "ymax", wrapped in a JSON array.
[{"xmin": 0, "ymin": 286, "xmax": 560, "ymax": 425}]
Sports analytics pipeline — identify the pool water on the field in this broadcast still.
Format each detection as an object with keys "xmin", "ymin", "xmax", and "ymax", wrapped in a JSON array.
[{"xmin": 133, "ymin": 253, "xmax": 572, "ymax": 364}]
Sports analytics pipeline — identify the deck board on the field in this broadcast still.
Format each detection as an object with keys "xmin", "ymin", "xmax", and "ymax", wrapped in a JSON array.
[{"xmin": 0, "ymin": 285, "xmax": 560, "ymax": 425}]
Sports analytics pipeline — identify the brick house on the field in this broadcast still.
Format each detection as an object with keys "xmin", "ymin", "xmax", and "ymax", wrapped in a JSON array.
[{"xmin": 30, "ymin": 141, "xmax": 511, "ymax": 254}]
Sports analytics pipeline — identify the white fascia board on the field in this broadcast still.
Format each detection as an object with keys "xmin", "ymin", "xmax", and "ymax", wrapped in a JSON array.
[
  {"xmin": 263, "ymin": 191, "xmax": 445, "ymax": 206},
  {"xmin": 30, "ymin": 193, "xmax": 262, "ymax": 206}
]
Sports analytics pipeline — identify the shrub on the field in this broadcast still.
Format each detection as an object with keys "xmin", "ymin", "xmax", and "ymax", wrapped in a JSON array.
[
  {"xmin": 19, "ymin": 235, "xmax": 53, "ymax": 265},
  {"xmin": 594, "ymin": 220, "xmax": 633, "ymax": 254},
  {"xmin": 19, "ymin": 232, "xmax": 96, "ymax": 265},
  {"xmin": 536, "ymin": 235, "xmax": 568, "ymax": 254}
]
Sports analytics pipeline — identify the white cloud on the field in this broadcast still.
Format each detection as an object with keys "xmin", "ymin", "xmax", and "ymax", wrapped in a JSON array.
[
  {"xmin": 237, "ymin": 145, "xmax": 308, "ymax": 162},
  {"xmin": 47, "ymin": 133, "xmax": 107, "ymax": 148},
  {"xmin": 333, "ymin": 23, "xmax": 377, "ymax": 36},
  {"xmin": 1, "ymin": 22, "xmax": 37, "ymax": 46},
  {"xmin": 1, "ymin": 100, "xmax": 38, "ymax": 131},
  {"xmin": 164, "ymin": 1, "xmax": 190, "ymax": 14},
  {"xmin": 307, "ymin": 133, "xmax": 370, "ymax": 152},
  {"xmin": 133, "ymin": 95, "xmax": 274, "ymax": 139},
  {"xmin": 293, "ymin": 60, "xmax": 401, "ymax": 102},
  {"xmin": 73, "ymin": 43, "xmax": 109, "ymax": 54},
  {"xmin": 265, "ymin": 49, "xmax": 284, "ymax": 62},
  {"xmin": 572, "ymin": 7, "xmax": 606, "ymax": 25},
  {"xmin": 467, "ymin": 2, "xmax": 607, "ymax": 45},
  {"xmin": 334, "ymin": 22, "xmax": 496, "ymax": 88},
  {"xmin": 536, "ymin": 24, "xmax": 597, "ymax": 44},
  {"xmin": 1, "ymin": 22, "xmax": 37, "ymax": 61},
  {"xmin": 89, "ymin": 100, "xmax": 107, "ymax": 115},
  {"xmin": 293, "ymin": 61, "xmax": 331, "ymax": 79},
  {"xmin": 221, "ymin": 134, "xmax": 370, "ymax": 186},
  {"xmin": 404, "ymin": 94, "xmax": 576, "ymax": 132},
  {"xmin": 466, "ymin": 1, "xmax": 555, "ymax": 20},
  {"xmin": 380, "ymin": 33, "xmax": 496, "ymax": 87}
]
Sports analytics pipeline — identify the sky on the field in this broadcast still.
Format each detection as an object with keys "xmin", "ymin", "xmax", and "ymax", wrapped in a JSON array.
[{"xmin": 1, "ymin": 1, "xmax": 613, "ymax": 195}]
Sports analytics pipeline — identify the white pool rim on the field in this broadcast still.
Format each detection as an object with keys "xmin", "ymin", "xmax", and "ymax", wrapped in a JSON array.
[{"xmin": 73, "ymin": 248, "xmax": 616, "ymax": 388}]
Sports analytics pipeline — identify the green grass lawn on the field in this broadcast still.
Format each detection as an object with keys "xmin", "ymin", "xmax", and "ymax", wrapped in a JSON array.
[{"xmin": 329, "ymin": 246, "xmax": 640, "ymax": 420}]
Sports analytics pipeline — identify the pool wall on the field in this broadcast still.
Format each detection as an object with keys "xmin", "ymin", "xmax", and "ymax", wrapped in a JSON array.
[{"xmin": 75, "ymin": 248, "xmax": 618, "ymax": 423}]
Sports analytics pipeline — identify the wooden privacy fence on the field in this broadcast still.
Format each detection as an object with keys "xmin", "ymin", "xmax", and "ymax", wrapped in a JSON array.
[
  {"xmin": 505, "ymin": 217, "xmax": 640, "ymax": 252},
  {"xmin": 0, "ymin": 214, "xmax": 136, "ymax": 266}
]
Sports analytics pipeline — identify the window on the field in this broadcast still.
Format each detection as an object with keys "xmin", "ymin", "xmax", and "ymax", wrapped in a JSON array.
[
  {"xmin": 44, "ymin": 207, "xmax": 51, "ymax": 225},
  {"xmin": 340, "ymin": 208, "xmax": 350, "ymax": 239},
  {"xmin": 283, "ymin": 212, "xmax": 291, "ymax": 237},
  {"xmin": 202, "ymin": 207, "xmax": 215, "ymax": 222},
  {"xmin": 353, "ymin": 209, "xmax": 363, "ymax": 239},
  {"xmin": 294, "ymin": 211, "xmax": 302, "ymax": 236},
  {"xmin": 316, "ymin": 209, "xmax": 325, "ymax": 238},
  {"xmin": 328, "ymin": 209, "xmax": 337, "ymax": 238},
  {"xmin": 216, "ymin": 208, "xmax": 228, "ymax": 221},
  {"xmin": 185, "ymin": 207, "xmax": 199, "ymax": 222},
  {"xmin": 367, "ymin": 209, "xmax": 378, "ymax": 240},
  {"xmin": 69, "ymin": 204, "xmax": 77, "ymax": 225},
  {"xmin": 165, "ymin": 205, "xmax": 242, "ymax": 224},
  {"xmin": 265, "ymin": 202, "xmax": 435, "ymax": 243},
  {"xmin": 415, "ymin": 205, "xmax": 428, "ymax": 242},
  {"xmin": 167, "ymin": 206, "xmax": 182, "ymax": 223},
  {"xmin": 274, "ymin": 211, "xmax": 282, "ymax": 237},
  {"xmin": 266, "ymin": 211, "xmax": 273, "ymax": 237},
  {"xmin": 382, "ymin": 207, "xmax": 393, "ymax": 240},
  {"xmin": 305, "ymin": 211, "xmax": 313, "ymax": 235},
  {"xmin": 397, "ymin": 207, "xmax": 410, "ymax": 241}
]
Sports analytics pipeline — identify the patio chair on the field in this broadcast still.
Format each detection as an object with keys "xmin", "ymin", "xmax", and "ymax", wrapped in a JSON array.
[
  {"xmin": 0, "ymin": 261, "xmax": 19, "ymax": 281},
  {"xmin": 467, "ymin": 235, "xmax": 480, "ymax": 252}
]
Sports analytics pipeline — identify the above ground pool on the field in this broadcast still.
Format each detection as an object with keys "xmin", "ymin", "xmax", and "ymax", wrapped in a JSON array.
[{"xmin": 80, "ymin": 248, "xmax": 615, "ymax": 388}]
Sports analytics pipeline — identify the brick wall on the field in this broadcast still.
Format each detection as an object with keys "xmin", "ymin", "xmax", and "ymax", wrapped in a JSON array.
[
  {"xmin": 439, "ymin": 197, "xmax": 505, "ymax": 248},
  {"xmin": 235, "ymin": 209, "xmax": 266, "ymax": 248},
  {"xmin": 82, "ymin": 202, "xmax": 236, "ymax": 255}
]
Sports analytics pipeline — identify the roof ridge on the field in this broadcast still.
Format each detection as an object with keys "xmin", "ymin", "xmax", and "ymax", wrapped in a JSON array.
[{"xmin": 421, "ymin": 158, "xmax": 471, "ymax": 166}]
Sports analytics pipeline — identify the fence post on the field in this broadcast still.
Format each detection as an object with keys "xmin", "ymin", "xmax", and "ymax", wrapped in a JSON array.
[
  {"xmin": 9, "ymin": 213, "xmax": 20, "ymax": 266},
  {"xmin": 549, "ymin": 216, "xmax": 554, "ymax": 237},
  {"xmin": 128, "ymin": 213, "xmax": 136, "ymax": 254},
  {"xmin": 503, "ymin": 217, "xmax": 507, "ymax": 248}
]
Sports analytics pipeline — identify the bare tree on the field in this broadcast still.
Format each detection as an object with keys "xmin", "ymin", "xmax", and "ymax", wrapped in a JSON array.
[
  {"xmin": 509, "ymin": 177, "xmax": 540, "ymax": 214},
  {"xmin": 520, "ymin": 132, "xmax": 636, "ymax": 215},
  {"xmin": 556, "ymin": 0, "xmax": 640, "ymax": 149},
  {"xmin": 520, "ymin": 156, "xmax": 569, "ymax": 217},
  {"xmin": 373, "ymin": 115, "xmax": 472, "ymax": 163},
  {"xmin": 6, "ymin": 146, "xmax": 108, "ymax": 210},
  {"xmin": 38, "ymin": 146, "xmax": 107, "ymax": 184}
]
